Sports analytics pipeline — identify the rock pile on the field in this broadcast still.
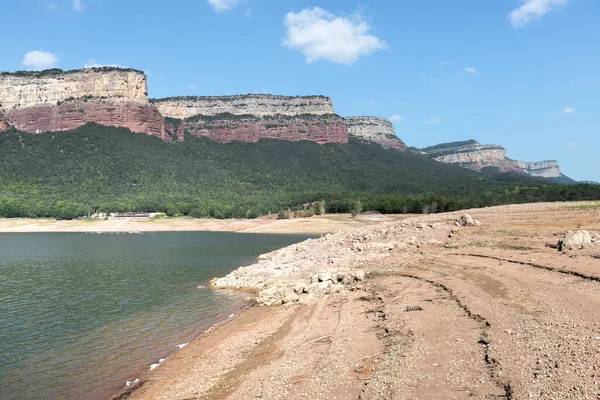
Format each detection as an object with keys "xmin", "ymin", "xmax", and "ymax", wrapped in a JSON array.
[{"xmin": 212, "ymin": 214, "xmax": 482, "ymax": 305}]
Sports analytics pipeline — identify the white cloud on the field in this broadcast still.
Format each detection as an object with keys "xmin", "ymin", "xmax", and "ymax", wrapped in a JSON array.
[
  {"xmin": 207, "ymin": 0, "xmax": 244, "ymax": 12},
  {"xmin": 73, "ymin": 0, "xmax": 85, "ymax": 12},
  {"xmin": 390, "ymin": 114, "xmax": 403, "ymax": 123},
  {"xmin": 560, "ymin": 107, "xmax": 576, "ymax": 114},
  {"xmin": 440, "ymin": 60, "xmax": 453, "ymax": 65},
  {"xmin": 45, "ymin": 2, "xmax": 59, "ymax": 11},
  {"xmin": 508, "ymin": 0, "xmax": 570, "ymax": 28},
  {"xmin": 425, "ymin": 116, "xmax": 441, "ymax": 125},
  {"xmin": 566, "ymin": 141, "xmax": 578, "ymax": 147},
  {"xmin": 464, "ymin": 67, "xmax": 478, "ymax": 74},
  {"xmin": 189, "ymin": 84, "xmax": 197, "ymax": 90},
  {"xmin": 283, "ymin": 7, "xmax": 387, "ymax": 64},
  {"xmin": 23, "ymin": 51, "xmax": 58, "ymax": 69},
  {"xmin": 356, "ymin": 101, "xmax": 366, "ymax": 107},
  {"xmin": 84, "ymin": 59, "xmax": 126, "ymax": 68}
]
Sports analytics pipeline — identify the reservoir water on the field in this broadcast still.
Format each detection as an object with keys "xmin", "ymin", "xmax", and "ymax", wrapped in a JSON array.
[{"xmin": 0, "ymin": 231, "xmax": 312, "ymax": 400}]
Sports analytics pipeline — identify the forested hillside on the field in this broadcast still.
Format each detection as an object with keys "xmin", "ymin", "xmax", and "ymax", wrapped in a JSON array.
[{"xmin": 0, "ymin": 124, "xmax": 598, "ymax": 219}]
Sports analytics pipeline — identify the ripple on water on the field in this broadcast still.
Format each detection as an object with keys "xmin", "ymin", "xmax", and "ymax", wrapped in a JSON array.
[{"xmin": 0, "ymin": 231, "xmax": 312, "ymax": 400}]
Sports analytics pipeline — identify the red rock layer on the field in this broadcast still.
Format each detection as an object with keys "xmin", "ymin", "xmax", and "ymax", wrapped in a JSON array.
[
  {"xmin": 169, "ymin": 116, "xmax": 349, "ymax": 144},
  {"xmin": 2, "ymin": 101, "xmax": 165, "ymax": 139},
  {"xmin": 469, "ymin": 161, "xmax": 523, "ymax": 173},
  {"xmin": 0, "ymin": 112, "xmax": 8, "ymax": 131},
  {"xmin": 374, "ymin": 137, "xmax": 407, "ymax": 151}
]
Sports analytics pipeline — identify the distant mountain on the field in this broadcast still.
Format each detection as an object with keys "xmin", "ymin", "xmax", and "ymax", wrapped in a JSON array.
[{"xmin": 420, "ymin": 139, "xmax": 575, "ymax": 183}]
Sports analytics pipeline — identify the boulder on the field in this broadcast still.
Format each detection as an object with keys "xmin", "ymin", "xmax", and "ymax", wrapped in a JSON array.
[
  {"xmin": 282, "ymin": 292, "xmax": 300, "ymax": 304},
  {"xmin": 354, "ymin": 270, "xmax": 366, "ymax": 282},
  {"xmin": 559, "ymin": 230, "xmax": 594, "ymax": 251},
  {"xmin": 318, "ymin": 271, "xmax": 332, "ymax": 282},
  {"xmin": 457, "ymin": 214, "xmax": 481, "ymax": 227},
  {"xmin": 294, "ymin": 282, "xmax": 306, "ymax": 295},
  {"xmin": 317, "ymin": 281, "xmax": 332, "ymax": 294},
  {"xmin": 257, "ymin": 290, "xmax": 283, "ymax": 306}
]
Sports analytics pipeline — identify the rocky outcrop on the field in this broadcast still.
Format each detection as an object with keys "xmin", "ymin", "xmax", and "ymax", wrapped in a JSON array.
[
  {"xmin": 424, "ymin": 140, "xmax": 507, "ymax": 164},
  {"xmin": 515, "ymin": 160, "xmax": 562, "ymax": 178},
  {"xmin": 167, "ymin": 113, "xmax": 348, "ymax": 144},
  {"xmin": 153, "ymin": 95, "xmax": 334, "ymax": 119},
  {"xmin": 0, "ymin": 68, "xmax": 164, "ymax": 138},
  {"xmin": 5, "ymin": 99, "xmax": 166, "ymax": 139},
  {"xmin": 421, "ymin": 140, "xmax": 568, "ymax": 180},
  {"xmin": 0, "ymin": 68, "xmax": 148, "ymax": 109},
  {"xmin": 344, "ymin": 116, "xmax": 407, "ymax": 150},
  {"xmin": 211, "ymin": 214, "xmax": 461, "ymax": 305}
]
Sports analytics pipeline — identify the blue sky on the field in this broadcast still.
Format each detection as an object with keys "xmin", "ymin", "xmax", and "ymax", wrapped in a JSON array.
[{"xmin": 1, "ymin": 0, "xmax": 599, "ymax": 181}]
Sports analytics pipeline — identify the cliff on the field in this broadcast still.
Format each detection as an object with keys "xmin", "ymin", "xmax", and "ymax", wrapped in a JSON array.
[
  {"xmin": 0, "ymin": 68, "xmax": 165, "ymax": 139},
  {"xmin": 515, "ymin": 160, "xmax": 562, "ymax": 178},
  {"xmin": 344, "ymin": 117, "xmax": 407, "ymax": 150},
  {"xmin": 153, "ymin": 95, "xmax": 334, "ymax": 119},
  {"xmin": 167, "ymin": 113, "xmax": 348, "ymax": 144},
  {"xmin": 158, "ymin": 95, "xmax": 348, "ymax": 145},
  {"xmin": 421, "ymin": 140, "xmax": 569, "ymax": 181},
  {"xmin": 0, "ymin": 68, "xmax": 148, "ymax": 108}
]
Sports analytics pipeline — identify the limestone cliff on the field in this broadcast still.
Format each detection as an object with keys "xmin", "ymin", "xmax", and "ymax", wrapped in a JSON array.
[
  {"xmin": 421, "ymin": 140, "xmax": 569, "ymax": 181},
  {"xmin": 515, "ymin": 160, "xmax": 562, "ymax": 178},
  {"xmin": 344, "ymin": 116, "xmax": 407, "ymax": 150},
  {"xmin": 166, "ymin": 113, "xmax": 348, "ymax": 144},
  {"xmin": 0, "ymin": 68, "xmax": 165, "ymax": 139},
  {"xmin": 0, "ymin": 68, "xmax": 147, "ymax": 109},
  {"xmin": 153, "ymin": 95, "xmax": 334, "ymax": 119}
]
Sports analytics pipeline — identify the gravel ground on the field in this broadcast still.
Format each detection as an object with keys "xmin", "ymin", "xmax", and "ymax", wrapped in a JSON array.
[{"xmin": 127, "ymin": 201, "xmax": 600, "ymax": 400}]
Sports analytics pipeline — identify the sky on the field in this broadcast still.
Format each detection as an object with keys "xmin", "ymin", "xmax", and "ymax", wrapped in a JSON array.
[{"xmin": 1, "ymin": 0, "xmax": 599, "ymax": 181}]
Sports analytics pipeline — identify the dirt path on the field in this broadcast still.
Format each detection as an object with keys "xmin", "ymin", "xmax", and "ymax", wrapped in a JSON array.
[{"xmin": 126, "ymin": 202, "xmax": 600, "ymax": 400}]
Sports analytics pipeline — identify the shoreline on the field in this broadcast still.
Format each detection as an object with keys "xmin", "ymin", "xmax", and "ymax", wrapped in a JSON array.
[
  {"xmin": 0, "ymin": 214, "xmax": 406, "ymax": 235},
  {"xmin": 112, "ymin": 301, "xmax": 258, "ymax": 400},
  {"xmin": 125, "ymin": 201, "xmax": 600, "ymax": 399}
]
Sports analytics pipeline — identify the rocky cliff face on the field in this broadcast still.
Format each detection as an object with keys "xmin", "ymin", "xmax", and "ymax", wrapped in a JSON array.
[
  {"xmin": 0, "ymin": 68, "xmax": 148, "ymax": 109},
  {"xmin": 167, "ymin": 114, "xmax": 348, "ymax": 144},
  {"xmin": 421, "ymin": 140, "xmax": 566, "ymax": 179},
  {"xmin": 5, "ymin": 99, "xmax": 165, "ymax": 139},
  {"xmin": 344, "ymin": 117, "xmax": 407, "ymax": 150},
  {"xmin": 0, "ymin": 68, "xmax": 165, "ymax": 138},
  {"xmin": 515, "ymin": 160, "xmax": 562, "ymax": 178},
  {"xmin": 153, "ymin": 95, "xmax": 334, "ymax": 119}
]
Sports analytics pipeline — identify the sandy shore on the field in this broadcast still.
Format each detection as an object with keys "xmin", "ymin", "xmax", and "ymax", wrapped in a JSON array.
[
  {"xmin": 122, "ymin": 201, "xmax": 600, "ymax": 400},
  {"xmin": 0, "ymin": 214, "xmax": 404, "ymax": 235}
]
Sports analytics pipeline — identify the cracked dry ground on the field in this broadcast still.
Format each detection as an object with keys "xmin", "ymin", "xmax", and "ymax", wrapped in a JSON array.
[{"xmin": 130, "ymin": 203, "xmax": 600, "ymax": 400}]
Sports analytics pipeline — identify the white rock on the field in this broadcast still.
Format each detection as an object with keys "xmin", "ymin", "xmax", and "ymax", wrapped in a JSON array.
[
  {"xmin": 457, "ymin": 214, "xmax": 481, "ymax": 227},
  {"xmin": 560, "ymin": 230, "xmax": 594, "ymax": 251},
  {"xmin": 318, "ymin": 272, "xmax": 332, "ymax": 282},
  {"xmin": 354, "ymin": 270, "xmax": 366, "ymax": 282},
  {"xmin": 282, "ymin": 292, "xmax": 299, "ymax": 304}
]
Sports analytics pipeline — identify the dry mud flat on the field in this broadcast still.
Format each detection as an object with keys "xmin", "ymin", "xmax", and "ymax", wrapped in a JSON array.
[{"xmin": 129, "ymin": 202, "xmax": 600, "ymax": 400}]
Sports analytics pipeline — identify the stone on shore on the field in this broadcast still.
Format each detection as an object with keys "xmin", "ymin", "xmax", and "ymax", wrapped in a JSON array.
[
  {"xmin": 559, "ymin": 230, "xmax": 594, "ymax": 251},
  {"xmin": 457, "ymin": 214, "xmax": 481, "ymax": 227},
  {"xmin": 282, "ymin": 292, "xmax": 299, "ymax": 304}
]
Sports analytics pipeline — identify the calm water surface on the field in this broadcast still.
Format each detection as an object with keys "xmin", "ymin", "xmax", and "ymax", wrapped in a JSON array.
[{"xmin": 0, "ymin": 231, "xmax": 312, "ymax": 400}]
